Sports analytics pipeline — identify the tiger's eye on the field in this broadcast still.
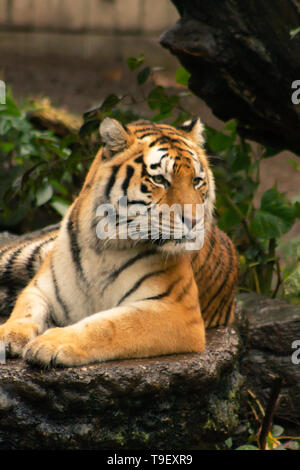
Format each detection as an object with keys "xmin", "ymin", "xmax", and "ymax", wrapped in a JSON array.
[
  {"xmin": 152, "ymin": 175, "xmax": 169, "ymax": 187},
  {"xmin": 193, "ymin": 177, "xmax": 203, "ymax": 187}
]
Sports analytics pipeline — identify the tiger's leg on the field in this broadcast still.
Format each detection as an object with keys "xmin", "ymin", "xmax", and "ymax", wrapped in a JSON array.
[
  {"xmin": 0, "ymin": 283, "xmax": 51, "ymax": 357},
  {"xmin": 23, "ymin": 300, "xmax": 205, "ymax": 367}
]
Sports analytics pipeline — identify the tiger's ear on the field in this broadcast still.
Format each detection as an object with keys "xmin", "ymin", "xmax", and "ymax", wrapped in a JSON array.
[
  {"xmin": 99, "ymin": 118, "xmax": 131, "ymax": 156},
  {"xmin": 178, "ymin": 118, "xmax": 205, "ymax": 147}
]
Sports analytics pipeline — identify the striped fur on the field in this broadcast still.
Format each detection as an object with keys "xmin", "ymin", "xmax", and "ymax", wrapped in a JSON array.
[{"xmin": 0, "ymin": 118, "xmax": 238, "ymax": 367}]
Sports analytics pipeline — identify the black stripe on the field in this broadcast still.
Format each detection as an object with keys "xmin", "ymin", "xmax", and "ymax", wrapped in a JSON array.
[
  {"xmin": 0, "ymin": 246, "xmax": 25, "ymax": 303},
  {"xmin": 100, "ymin": 249, "xmax": 157, "ymax": 296},
  {"xmin": 1, "ymin": 246, "xmax": 24, "ymax": 282},
  {"xmin": 122, "ymin": 165, "xmax": 134, "ymax": 194},
  {"xmin": 150, "ymin": 162, "xmax": 162, "ymax": 170},
  {"xmin": 127, "ymin": 199, "xmax": 150, "ymax": 206},
  {"xmin": 191, "ymin": 253, "xmax": 198, "ymax": 263},
  {"xmin": 175, "ymin": 276, "xmax": 193, "ymax": 302},
  {"xmin": 117, "ymin": 269, "xmax": 165, "ymax": 306},
  {"xmin": 25, "ymin": 236, "xmax": 56, "ymax": 277},
  {"xmin": 157, "ymin": 128, "xmax": 184, "ymax": 136},
  {"xmin": 139, "ymin": 132, "xmax": 160, "ymax": 139},
  {"xmin": 134, "ymin": 127, "xmax": 158, "ymax": 134},
  {"xmin": 105, "ymin": 164, "xmax": 121, "ymax": 199},
  {"xmin": 194, "ymin": 225, "xmax": 216, "ymax": 279},
  {"xmin": 198, "ymin": 252, "xmax": 223, "ymax": 301},
  {"xmin": 207, "ymin": 291, "xmax": 230, "ymax": 328},
  {"xmin": 50, "ymin": 259, "xmax": 70, "ymax": 321},
  {"xmin": 141, "ymin": 162, "xmax": 148, "ymax": 177},
  {"xmin": 178, "ymin": 118, "xmax": 197, "ymax": 132},
  {"xmin": 141, "ymin": 183, "xmax": 150, "ymax": 194},
  {"xmin": 0, "ymin": 244, "xmax": 17, "ymax": 258},
  {"xmin": 174, "ymin": 146, "xmax": 194, "ymax": 155},
  {"xmin": 169, "ymin": 138, "xmax": 187, "ymax": 146},
  {"xmin": 204, "ymin": 238, "xmax": 234, "ymax": 323},
  {"xmin": 209, "ymin": 256, "xmax": 236, "ymax": 328},
  {"xmin": 67, "ymin": 206, "xmax": 87, "ymax": 285},
  {"xmin": 134, "ymin": 154, "xmax": 144, "ymax": 164},
  {"xmin": 143, "ymin": 277, "xmax": 182, "ymax": 301},
  {"xmin": 149, "ymin": 137, "xmax": 166, "ymax": 148},
  {"xmin": 109, "ymin": 249, "xmax": 157, "ymax": 280},
  {"xmin": 224, "ymin": 297, "xmax": 235, "ymax": 325}
]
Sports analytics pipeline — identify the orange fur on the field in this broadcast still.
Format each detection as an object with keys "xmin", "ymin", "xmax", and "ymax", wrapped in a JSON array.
[{"xmin": 0, "ymin": 118, "xmax": 238, "ymax": 367}]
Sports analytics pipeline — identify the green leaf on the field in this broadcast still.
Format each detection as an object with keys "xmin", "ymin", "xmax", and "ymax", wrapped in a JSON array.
[
  {"xmin": 218, "ymin": 208, "xmax": 241, "ymax": 231},
  {"xmin": 101, "ymin": 94, "xmax": 121, "ymax": 111},
  {"xmin": 151, "ymin": 110, "xmax": 172, "ymax": 122},
  {"xmin": 50, "ymin": 198, "xmax": 69, "ymax": 217},
  {"xmin": 0, "ymin": 95, "xmax": 21, "ymax": 116},
  {"xmin": 127, "ymin": 54, "xmax": 145, "ymax": 71},
  {"xmin": 49, "ymin": 179, "xmax": 68, "ymax": 196},
  {"xmin": 224, "ymin": 120, "xmax": 237, "ymax": 134},
  {"xmin": 251, "ymin": 187, "xmax": 297, "ymax": 239},
  {"xmin": 79, "ymin": 119, "xmax": 100, "ymax": 138},
  {"xmin": 260, "ymin": 188, "xmax": 296, "ymax": 232},
  {"xmin": 0, "ymin": 141, "xmax": 14, "ymax": 153},
  {"xmin": 175, "ymin": 67, "xmax": 191, "ymax": 86},
  {"xmin": 207, "ymin": 131, "xmax": 234, "ymax": 153},
  {"xmin": 287, "ymin": 159, "xmax": 300, "ymax": 171},
  {"xmin": 228, "ymin": 145, "xmax": 251, "ymax": 172},
  {"xmin": 0, "ymin": 119, "xmax": 12, "ymax": 135},
  {"xmin": 262, "ymin": 146, "xmax": 281, "ymax": 158},
  {"xmin": 251, "ymin": 211, "xmax": 281, "ymax": 238},
  {"xmin": 137, "ymin": 66, "xmax": 151, "ymax": 85},
  {"xmin": 147, "ymin": 86, "xmax": 179, "ymax": 120},
  {"xmin": 235, "ymin": 445, "xmax": 258, "ymax": 450},
  {"xmin": 147, "ymin": 86, "xmax": 167, "ymax": 110},
  {"xmin": 271, "ymin": 425, "xmax": 284, "ymax": 437},
  {"xmin": 35, "ymin": 182, "xmax": 54, "ymax": 207},
  {"xmin": 283, "ymin": 260, "xmax": 300, "ymax": 296},
  {"xmin": 294, "ymin": 201, "xmax": 300, "ymax": 219},
  {"xmin": 171, "ymin": 110, "xmax": 192, "ymax": 126},
  {"xmin": 224, "ymin": 437, "xmax": 233, "ymax": 449},
  {"xmin": 290, "ymin": 26, "xmax": 300, "ymax": 39}
]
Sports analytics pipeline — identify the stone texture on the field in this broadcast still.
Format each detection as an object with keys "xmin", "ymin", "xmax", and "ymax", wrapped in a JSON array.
[
  {"xmin": 0, "ymin": 328, "xmax": 242, "ymax": 450},
  {"xmin": 236, "ymin": 293, "xmax": 300, "ymax": 423}
]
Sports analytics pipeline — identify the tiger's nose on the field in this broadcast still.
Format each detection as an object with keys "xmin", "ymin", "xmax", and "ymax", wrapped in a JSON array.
[{"xmin": 181, "ymin": 215, "xmax": 199, "ymax": 230}]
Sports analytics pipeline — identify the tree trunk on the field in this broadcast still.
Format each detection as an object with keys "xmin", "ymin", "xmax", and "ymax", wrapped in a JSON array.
[{"xmin": 160, "ymin": 0, "xmax": 300, "ymax": 155}]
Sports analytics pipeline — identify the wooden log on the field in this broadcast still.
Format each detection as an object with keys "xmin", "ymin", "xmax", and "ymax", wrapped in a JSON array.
[{"xmin": 160, "ymin": 0, "xmax": 300, "ymax": 155}]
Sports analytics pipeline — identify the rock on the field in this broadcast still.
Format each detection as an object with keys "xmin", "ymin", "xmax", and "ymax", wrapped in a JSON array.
[
  {"xmin": 0, "ymin": 327, "xmax": 242, "ymax": 450},
  {"xmin": 236, "ymin": 293, "xmax": 300, "ymax": 424},
  {"xmin": 160, "ymin": 0, "xmax": 300, "ymax": 155}
]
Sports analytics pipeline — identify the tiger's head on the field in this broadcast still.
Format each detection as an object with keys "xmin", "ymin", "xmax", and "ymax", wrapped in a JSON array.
[{"xmin": 85, "ymin": 118, "xmax": 215, "ymax": 253}]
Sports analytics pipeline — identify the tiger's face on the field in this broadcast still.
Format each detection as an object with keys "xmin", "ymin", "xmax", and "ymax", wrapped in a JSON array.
[{"xmin": 90, "ymin": 118, "xmax": 215, "ymax": 252}]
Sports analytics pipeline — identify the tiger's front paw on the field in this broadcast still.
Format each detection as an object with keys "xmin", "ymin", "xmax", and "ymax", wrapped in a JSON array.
[
  {"xmin": 0, "ymin": 320, "xmax": 39, "ymax": 357},
  {"xmin": 23, "ymin": 327, "xmax": 89, "ymax": 367}
]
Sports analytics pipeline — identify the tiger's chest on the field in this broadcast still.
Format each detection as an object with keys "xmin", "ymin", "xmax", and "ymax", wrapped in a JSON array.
[{"xmin": 59, "ymin": 244, "xmax": 164, "ymax": 317}]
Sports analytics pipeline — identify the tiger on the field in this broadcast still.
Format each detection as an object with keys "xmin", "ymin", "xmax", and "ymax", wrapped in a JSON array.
[{"xmin": 0, "ymin": 117, "xmax": 239, "ymax": 367}]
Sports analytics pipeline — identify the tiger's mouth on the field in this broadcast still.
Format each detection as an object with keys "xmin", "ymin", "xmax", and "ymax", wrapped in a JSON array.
[{"xmin": 94, "ymin": 198, "xmax": 206, "ymax": 252}]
